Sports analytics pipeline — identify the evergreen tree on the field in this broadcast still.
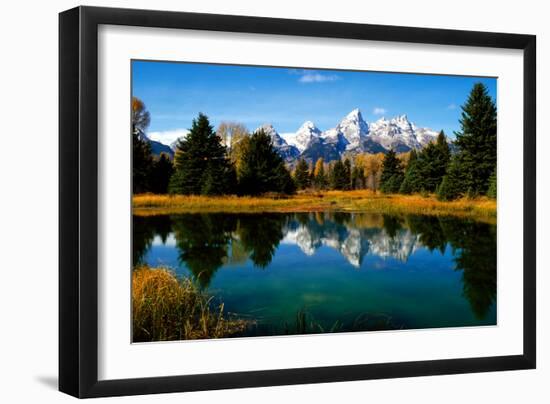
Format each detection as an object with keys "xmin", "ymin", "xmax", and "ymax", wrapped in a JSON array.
[
  {"xmin": 343, "ymin": 158, "xmax": 352, "ymax": 190},
  {"xmin": 150, "ymin": 153, "xmax": 174, "ymax": 194},
  {"xmin": 436, "ymin": 130, "xmax": 451, "ymax": 166},
  {"xmin": 238, "ymin": 129, "xmax": 295, "ymax": 195},
  {"xmin": 399, "ymin": 149, "xmax": 422, "ymax": 194},
  {"xmin": 132, "ymin": 130, "xmax": 153, "ymax": 193},
  {"xmin": 453, "ymin": 83, "xmax": 497, "ymax": 195},
  {"xmin": 417, "ymin": 133, "xmax": 450, "ymax": 193},
  {"xmin": 169, "ymin": 113, "xmax": 235, "ymax": 195},
  {"xmin": 294, "ymin": 158, "xmax": 311, "ymax": 190},
  {"xmin": 330, "ymin": 160, "xmax": 349, "ymax": 190},
  {"xmin": 487, "ymin": 169, "xmax": 497, "ymax": 199},
  {"xmin": 313, "ymin": 158, "xmax": 328, "ymax": 190},
  {"xmin": 436, "ymin": 158, "xmax": 466, "ymax": 201},
  {"xmin": 380, "ymin": 149, "xmax": 404, "ymax": 193}
]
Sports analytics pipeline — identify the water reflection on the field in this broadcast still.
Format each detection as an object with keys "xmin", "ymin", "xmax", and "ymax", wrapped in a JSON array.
[{"xmin": 133, "ymin": 212, "xmax": 496, "ymax": 321}]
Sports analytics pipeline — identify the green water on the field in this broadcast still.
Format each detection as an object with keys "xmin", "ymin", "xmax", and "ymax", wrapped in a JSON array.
[{"xmin": 134, "ymin": 212, "xmax": 496, "ymax": 337}]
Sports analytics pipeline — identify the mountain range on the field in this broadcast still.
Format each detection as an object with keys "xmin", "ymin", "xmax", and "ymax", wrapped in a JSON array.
[
  {"xmin": 269, "ymin": 108, "xmax": 441, "ymax": 163},
  {"xmin": 141, "ymin": 108, "xmax": 443, "ymax": 163}
]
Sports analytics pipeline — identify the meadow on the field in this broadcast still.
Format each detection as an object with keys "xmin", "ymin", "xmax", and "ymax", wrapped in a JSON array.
[{"xmin": 133, "ymin": 190, "xmax": 496, "ymax": 222}]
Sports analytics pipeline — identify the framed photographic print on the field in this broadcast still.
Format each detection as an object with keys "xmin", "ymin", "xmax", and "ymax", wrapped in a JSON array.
[{"xmin": 59, "ymin": 6, "xmax": 536, "ymax": 398}]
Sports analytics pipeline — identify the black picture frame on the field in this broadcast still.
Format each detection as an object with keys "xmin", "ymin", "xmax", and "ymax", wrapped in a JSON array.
[{"xmin": 59, "ymin": 5, "xmax": 536, "ymax": 398}]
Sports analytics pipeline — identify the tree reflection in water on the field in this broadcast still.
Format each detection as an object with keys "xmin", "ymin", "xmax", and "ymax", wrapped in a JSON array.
[{"xmin": 133, "ymin": 212, "xmax": 496, "ymax": 319}]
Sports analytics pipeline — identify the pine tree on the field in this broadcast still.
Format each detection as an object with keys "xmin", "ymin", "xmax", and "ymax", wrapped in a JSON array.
[
  {"xmin": 399, "ymin": 149, "xmax": 421, "ymax": 194},
  {"xmin": 294, "ymin": 158, "xmax": 311, "ymax": 190},
  {"xmin": 417, "ymin": 132, "xmax": 450, "ymax": 193},
  {"xmin": 487, "ymin": 169, "xmax": 497, "ymax": 199},
  {"xmin": 313, "ymin": 158, "xmax": 328, "ymax": 190},
  {"xmin": 330, "ymin": 160, "xmax": 349, "ymax": 190},
  {"xmin": 380, "ymin": 149, "xmax": 404, "ymax": 193},
  {"xmin": 436, "ymin": 158, "xmax": 466, "ymax": 201},
  {"xmin": 150, "ymin": 153, "xmax": 174, "ymax": 194},
  {"xmin": 453, "ymin": 83, "xmax": 497, "ymax": 195},
  {"xmin": 169, "ymin": 113, "xmax": 235, "ymax": 195},
  {"xmin": 132, "ymin": 130, "xmax": 153, "ymax": 193},
  {"xmin": 436, "ymin": 130, "xmax": 451, "ymax": 167},
  {"xmin": 238, "ymin": 129, "xmax": 295, "ymax": 195},
  {"xmin": 343, "ymin": 159, "xmax": 352, "ymax": 190}
]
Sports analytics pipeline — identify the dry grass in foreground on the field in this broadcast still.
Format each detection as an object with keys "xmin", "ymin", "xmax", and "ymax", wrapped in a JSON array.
[
  {"xmin": 132, "ymin": 266, "xmax": 246, "ymax": 342},
  {"xmin": 133, "ymin": 190, "xmax": 496, "ymax": 222}
]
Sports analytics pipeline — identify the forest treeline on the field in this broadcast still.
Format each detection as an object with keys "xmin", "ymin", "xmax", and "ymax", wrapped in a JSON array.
[{"xmin": 133, "ymin": 83, "xmax": 496, "ymax": 201}]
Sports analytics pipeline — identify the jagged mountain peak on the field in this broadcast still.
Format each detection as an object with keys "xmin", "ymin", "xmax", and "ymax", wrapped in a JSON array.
[
  {"xmin": 256, "ymin": 122, "xmax": 276, "ymax": 134},
  {"xmin": 394, "ymin": 114, "xmax": 408, "ymax": 122},
  {"xmin": 253, "ymin": 110, "xmax": 441, "ymax": 163},
  {"xmin": 256, "ymin": 123, "xmax": 282, "ymax": 144},
  {"xmin": 340, "ymin": 108, "xmax": 367, "ymax": 125},
  {"xmin": 298, "ymin": 120, "xmax": 319, "ymax": 131},
  {"xmin": 255, "ymin": 123, "xmax": 300, "ymax": 163},
  {"xmin": 335, "ymin": 108, "xmax": 369, "ymax": 151},
  {"xmin": 346, "ymin": 107, "xmax": 361, "ymax": 118},
  {"xmin": 288, "ymin": 120, "xmax": 323, "ymax": 153}
]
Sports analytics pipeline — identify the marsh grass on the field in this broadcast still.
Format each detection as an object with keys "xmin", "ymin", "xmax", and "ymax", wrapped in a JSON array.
[
  {"xmin": 132, "ymin": 266, "xmax": 246, "ymax": 342},
  {"xmin": 133, "ymin": 191, "xmax": 496, "ymax": 222},
  {"xmin": 282, "ymin": 308, "xmax": 400, "ymax": 335}
]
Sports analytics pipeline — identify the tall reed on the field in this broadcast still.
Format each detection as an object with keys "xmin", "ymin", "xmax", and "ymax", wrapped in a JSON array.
[{"xmin": 132, "ymin": 266, "xmax": 246, "ymax": 342}]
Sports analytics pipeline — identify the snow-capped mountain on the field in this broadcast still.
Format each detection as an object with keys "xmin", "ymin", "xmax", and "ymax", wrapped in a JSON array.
[
  {"xmin": 368, "ymin": 114, "xmax": 439, "ymax": 152},
  {"xmin": 330, "ymin": 108, "xmax": 370, "ymax": 151},
  {"xmin": 275, "ymin": 108, "xmax": 441, "ymax": 163},
  {"xmin": 284, "ymin": 121, "xmax": 323, "ymax": 153},
  {"xmin": 159, "ymin": 109, "xmax": 443, "ymax": 164},
  {"xmin": 255, "ymin": 124, "xmax": 300, "ymax": 163}
]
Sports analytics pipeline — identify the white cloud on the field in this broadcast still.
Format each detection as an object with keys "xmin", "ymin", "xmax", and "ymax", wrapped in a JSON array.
[
  {"xmin": 147, "ymin": 128, "xmax": 189, "ymax": 146},
  {"xmin": 373, "ymin": 107, "xmax": 387, "ymax": 115},
  {"xmin": 298, "ymin": 73, "xmax": 340, "ymax": 83},
  {"xmin": 447, "ymin": 103, "xmax": 457, "ymax": 110}
]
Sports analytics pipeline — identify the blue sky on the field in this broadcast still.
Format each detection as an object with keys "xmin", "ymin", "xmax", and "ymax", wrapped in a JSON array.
[{"xmin": 132, "ymin": 60, "xmax": 497, "ymax": 145}]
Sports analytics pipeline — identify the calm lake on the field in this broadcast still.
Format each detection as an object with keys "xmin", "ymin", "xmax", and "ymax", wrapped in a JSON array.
[{"xmin": 133, "ymin": 212, "xmax": 496, "ymax": 337}]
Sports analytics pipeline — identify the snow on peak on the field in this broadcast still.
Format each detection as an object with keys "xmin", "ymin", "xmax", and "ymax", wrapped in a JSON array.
[
  {"xmin": 396, "ymin": 114, "xmax": 408, "ymax": 122},
  {"xmin": 368, "ymin": 114, "xmax": 438, "ymax": 151},
  {"xmin": 255, "ymin": 123, "xmax": 300, "ymax": 162},
  {"xmin": 285, "ymin": 120, "xmax": 322, "ymax": 152},
  {"xmin": 299, "ymin": 120, "xmax": 317, "ymax": 130},
  {"xmin": 257, "ymin": 110, "xmax": 439, "ymax": 161},
  {"xmin": 346, "ymin": 108, "xmax": 362, "ymax": 118},
  {"xmin": 335, "ymin": 108, "xmax": 369, "ymax": 150},
  {"xmin": 256, "ymin": 123, "xmax": 285, "ymax": 146}
]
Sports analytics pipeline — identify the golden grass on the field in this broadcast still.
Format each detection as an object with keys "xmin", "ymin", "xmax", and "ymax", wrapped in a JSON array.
[
  {"xmin": 133, "ymin": 191, "xmax": 496, "ymax": 222},
  {"xmin": 132, "ymin": 266, "xmax": 246, "ymax": 342}
]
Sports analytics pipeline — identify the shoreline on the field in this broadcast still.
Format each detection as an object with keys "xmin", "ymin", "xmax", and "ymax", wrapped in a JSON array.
[{"xmin": 132, "ymin": 191, "xmax": 496, "ymax": 222}]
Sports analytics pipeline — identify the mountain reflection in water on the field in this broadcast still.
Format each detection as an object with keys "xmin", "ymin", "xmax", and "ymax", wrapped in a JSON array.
[{"xmin": 134, "ymin": 212, "xmax": 496, "ymax": 333}]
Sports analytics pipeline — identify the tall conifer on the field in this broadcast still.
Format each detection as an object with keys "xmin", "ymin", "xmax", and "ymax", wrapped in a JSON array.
[
  {"xmin": 169, "ymin": 113, "xmax": 235, "ymax": 195},
  {"xmin": 380, "ymin": 149, "xmax": 404, "ymax": 193}
]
